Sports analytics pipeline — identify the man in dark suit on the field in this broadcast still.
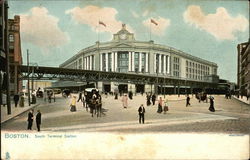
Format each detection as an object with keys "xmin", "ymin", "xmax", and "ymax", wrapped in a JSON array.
[
  {"xmin": 13, "ymin": 94, "xmax": 19, "ymax": 107},
  {"xmin": 27, "ymin": 109, "xmax": 34, "ymax": 130},
  {"xmin": 36, "ymin": 110, "xmax": 42, "ymax": 132},
  {"xmin": 138, "ymin": 104, "xmax": 145, "ymax": 124},
  {"xmin": 77, "ymin": 92, "xmax": 82, "ymax": 102}
]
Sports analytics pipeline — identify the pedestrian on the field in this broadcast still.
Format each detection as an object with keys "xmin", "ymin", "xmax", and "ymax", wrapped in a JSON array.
[
  {"xmin": 208, "ymin": 96, "xmax": 215, "ymax": 112},
  {"xmin": 77, "ymin": 92, "xmax": 82, "ymax": 102},
  {"xmin": 13, "ymin": 93, "xmax": 20, "ymax": 107},
  {"xmin": 114, "ymin": 92, "xmax": 118, "ymax": 99},
  {"xmin": 36, "ymin": 110, "xmax": 42, "ymax": 132},
  {"xmin": 186, "ymin": 95, "xmax": 191, "ymax": 107},
  {"xmin": 163, "ymin": 98, "xmax": 169, "ymax": 114},
  {"xmin": 152, "ymin": 94, "xmax": 156, "ymax": 105},
  {"xmin": 157, "ymin": 97, "xmax": 163, "ymax": 113},
  {"xmin": 146, "ymin": 93, "xmax": 151, "ymax": 106},
  {"xmin": 138, "ymin": 104, "xmax": 145, "ymax": 124},
  {"xmin": 27, "ymin": 109, "xmax": 34, "ymax": 130},
  {"xmin": 128, "ymin": 91, "xmax": 133, "ymax": 100},
  {"xmin": 122, "ymin": 94, "xmax": 128, "ymax": 108},
  {"xmin": 70, "ymin": 96, "xmax": 77, "ymax": 112},
  {"xmin": 19, "ymin": 95, "xmax": 24, "ymax": 107}
]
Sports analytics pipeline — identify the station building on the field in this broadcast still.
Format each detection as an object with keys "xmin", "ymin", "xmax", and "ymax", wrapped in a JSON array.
[{"xmin": 59, "ymin": 24, "xmax": 218, "ymax": 94}]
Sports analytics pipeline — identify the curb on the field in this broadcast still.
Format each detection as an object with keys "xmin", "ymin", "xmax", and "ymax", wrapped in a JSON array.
[
  {"xmin": 1, "ymin": 103, "xmax": 40, "ymax": 124},
  {"xmin": 232, "ymin": 96, "xmax": 250, "ymax": 105}
]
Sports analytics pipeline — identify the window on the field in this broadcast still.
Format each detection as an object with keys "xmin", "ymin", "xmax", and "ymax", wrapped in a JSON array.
[{"xmin": 9, "ymin": 34, "xmax": 14, "ymax": 42}]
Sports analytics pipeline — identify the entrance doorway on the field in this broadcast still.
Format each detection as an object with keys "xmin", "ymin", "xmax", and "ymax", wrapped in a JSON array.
[
  {"xmin": 136, "ymin": 84, "xmax": 145, "ymax": 93},
  {"xmin": 118, "ymin": 84, "xmax": 128, "ymax": 94},
  {"xmin": 103, "ymin": 84, "xmax": 111, "ymax": 92}
]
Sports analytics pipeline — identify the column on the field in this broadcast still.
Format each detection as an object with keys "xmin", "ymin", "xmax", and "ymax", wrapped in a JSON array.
[
  {"xmin": 111, "ymin": 52, "xmax": 114, "ymax": 71},
  {"xmin": 167, "ymin": 55, "xmax": 170, "ymax": 74},
  {"xmin": 89, "ymin": 55, "xmax": 92, "ymax": 70},
  {"xmin": 139, "ymin": 52, "xmax": 142, "ymax": 72},
  {"xmin": 100, "ymin": 54, "xmax": 103, "ymax": 71},
  {"xmin": 82, "ymin": 57, "xmax": 84, "ymax": 70},
  {"xmin": 154, "ymin": 54, "xmax": 157, "ymax": 73},
  {"xmin": 84, "ymin": 57, "xmax": 86, "ymax": 69},
  {"xmin": 92, "ymin": 55, "xmax": 95, "ymax": 70},
  {"xmin": 132, "ymin": 52, "xmax": 135, "ymax": 72},
  {"xmin": 145, "ymin": 53, "xmax": 148, "ymax": 72},
  {"xmin": 115, "ymin": 52, "xmax": 118, "ymax": 72},
  {"xmin": 128, "ymin": 51, "xmax": 131, "ymax": 71},
  {"xmin": 86, "ymin": 56, "xmax": 89, "ymax": 70},
  {"xmin": 159, "ymin": 54, "xmax": 162, "ymax": 73},
  {"xmin": 163, "ymin": 55, "xmax": 166, "ymax": 74},
  {"xmin": 105, "ymin": 53, "xmax": 108, "ymax": 72}
]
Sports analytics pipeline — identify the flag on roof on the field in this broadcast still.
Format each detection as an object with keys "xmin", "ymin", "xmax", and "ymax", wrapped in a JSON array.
[
  {"xmin": 150, "ymin": 19, "xmax": 158, "ymax": 25},
  {"xmin": 99, "ymin": 21, "xmax": 106, "ymax": 27}
]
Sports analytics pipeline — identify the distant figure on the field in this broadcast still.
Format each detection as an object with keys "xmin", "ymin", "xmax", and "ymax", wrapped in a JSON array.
[
  {"xmin": 114, "ymin": 92, "xmax": 118, "ymax": 99},
  {"xmin": 27, "ymin": 109, "xmax": 34, "ymax": 130},
  {"xmin": 157, "ymin": 97, "xmax": 163, "ymax": 113},
  {"xmin": 77, "ymin": 92, "xmax": 82, "ymax": 102},
  {"xmin": 138, "ymin": 104, "xmax": 145, "ymax": 124},
  {"xmin": 186, "ymin": 95, "xmax": 191, "ymax": 107},
  {"xmin": 36, "ymin": 110, "xmax": 42, "ymax": 132},
  {"xmin": 19, "ymin": 95, "xmax": 24, "ymax": 107},
  {"xmin": 208, "ymin": 97, "xmax": 215, "ymax": 112},
  {"xmin": 13, "ymin": 94, "xmax": 20, "ymax": 107},
  {"xmin": 122, "ymin": 94, "xmax": 128, "ymax": 108},
  {"xmin": 152, "ymin": 94, "xmax": 156, "ymax": 105},
  {"xmin": 128, "ymin": 91, "xmax": 133, "ymax": 100},
  {"xmin": 70, "ymin": 96, "xmax": 77, "ymax": 112},
  {"xmin": 146, "ymin": 93, "xmax": 151, "ymax": 106},
  {"xmin": 163, "ymin": 99, "xmax": 169, "ymax": 114}
]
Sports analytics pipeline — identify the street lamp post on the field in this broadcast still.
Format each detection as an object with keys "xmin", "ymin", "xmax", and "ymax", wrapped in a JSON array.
[{"xmin": 27, "ymin": 49, "xmax": 30, "ymax": 106}]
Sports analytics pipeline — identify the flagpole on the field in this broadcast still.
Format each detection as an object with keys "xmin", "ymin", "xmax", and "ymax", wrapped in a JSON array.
[{"xmin": 150, "ymin": 19, "xmax": 152, "ymax": 41}]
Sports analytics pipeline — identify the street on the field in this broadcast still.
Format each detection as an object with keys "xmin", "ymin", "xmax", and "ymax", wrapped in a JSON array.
[{"xmin": 1, "ymin": 94, "xmax": 250, "ymax": 134}]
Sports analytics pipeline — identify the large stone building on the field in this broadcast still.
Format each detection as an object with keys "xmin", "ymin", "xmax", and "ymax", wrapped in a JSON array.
[
  {"xmin": 8, "ymin": 15, "xmax": 22, "ymax": 95},
  {"xmin": 237, "ymin": 40, "xmax": 250, "ymax": 97},
  {"xmin": 60, "ymin": 24, "xmax": 218, "ymax": 93}
]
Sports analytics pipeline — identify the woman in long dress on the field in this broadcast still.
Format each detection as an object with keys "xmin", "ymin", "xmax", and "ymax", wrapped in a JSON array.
[
  {"xmin": 122, "ymin": 94, "xmax": 128, "ymax": 108},
  {"xmin": 70, "ymin": 96, "xmax": 77, "ymax": 112},
  {"xmin": 208, "ymin": 97, "xmax": 215, "ymax": 112},
  {"xmin": 157, "ymin": 97, "xmax": 163, "ymax": 113}
]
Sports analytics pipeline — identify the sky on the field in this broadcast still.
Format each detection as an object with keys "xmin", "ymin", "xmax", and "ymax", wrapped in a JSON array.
[{"xmin": 8, "ymin": 0, "xmax": 249, "ymax": 83}]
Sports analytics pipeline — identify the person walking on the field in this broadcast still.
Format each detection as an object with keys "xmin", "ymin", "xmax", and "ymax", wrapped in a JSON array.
[
  {"xmin": 13, "ymin": 94, "xmax": 20, "ymax": 107},
  {"xmin": 186, "ymin": 95, "xmax": 191, "ymax": 107},
  {"xmin": 70, "ymin": 96, "xmax": 77, "ymax": 112},
  {"xmin": 19, "ymin": 95, "xmax": 24, "ymax": 107},
  {"xmin": 146, "ymin": 93, "xmax": 151, "ymax": 106},
  {"xmin": 122, "ymin": 94, "xmax": 128, "ymax": 108},
  {"xmin": 209, "ymin": 96, "xmax": 215, "ymax": 112},
  {"xmin": 152, "ymin": 94, "xmax": 156, "ymax": 105},
  {"xmin": 36, "ymin": 110, "xmax": 42, "ymax": 132},
  {"xmin": 138, "ymin": 104, "xmax": 145, "ymax": 124},
  {"xmin": 157, "ymin": 97, "xmax": 163, "ymax": 113},
  {"xmin": 163, "ymin": 98, "xmax": 169, "ymax": 114},
  {"xmin": 27, "ymin": 109, "xmax": 34, "ymax": 130},
  {"xmin": 77, "ymin": 92, "xmax": 82, "ymax": 102}
]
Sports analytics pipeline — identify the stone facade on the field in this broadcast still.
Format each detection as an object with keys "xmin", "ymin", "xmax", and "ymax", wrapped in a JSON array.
[{"xmin": 60, "ymin": 24, "xmax": 218, "ymax": 93}]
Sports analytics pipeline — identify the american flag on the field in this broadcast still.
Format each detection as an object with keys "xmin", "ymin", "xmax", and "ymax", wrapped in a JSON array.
[
  {"xmin": 99, "ymin": 21, "xmax": 106, "ymax": 27},
  {"xmin": 150, "ymin": 19, "xmax": 158, "ymax": 26}
]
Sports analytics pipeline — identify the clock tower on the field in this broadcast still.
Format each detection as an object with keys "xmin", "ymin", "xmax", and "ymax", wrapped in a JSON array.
[{"xmin": 112, "ymin": 24, "xmax": 135, "ymax": 41}]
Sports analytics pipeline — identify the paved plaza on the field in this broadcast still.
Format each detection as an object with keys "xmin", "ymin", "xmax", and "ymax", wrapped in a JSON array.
[{"xmin": 1, "ymin": 94, "xmax": 250, "ymax": 134}]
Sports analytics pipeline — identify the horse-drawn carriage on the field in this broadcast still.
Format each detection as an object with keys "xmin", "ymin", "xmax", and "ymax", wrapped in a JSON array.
[
  {"xmin": 195, "ymin": 92, "xmax": 208, "ymax": 102},
  {"xmin": 84, "ymin": 88, "xmax": 103, "ymax": 117}
]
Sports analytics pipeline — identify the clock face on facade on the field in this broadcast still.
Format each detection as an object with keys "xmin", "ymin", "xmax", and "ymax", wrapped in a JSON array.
[{"xmin": 119, "ymin": 33, "xmax": 127, "ymax": 40}]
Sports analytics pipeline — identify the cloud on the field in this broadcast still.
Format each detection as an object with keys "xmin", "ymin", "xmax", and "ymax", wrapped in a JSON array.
[
  {"xmin": 131, "ymin": 11, "xmax": 139, "ymax": 18},
  {"xmin": 20, "ymin": 7, "xmax": 69, "ymax": 48},
  {"xmin": 143, "ymin": 17, "xmax": 171, "ymax": 36},
  {"xmin": 183, "ymin": 5, "xmax": 249, "ymax": 40},
  {"xmin": 66, "ymin": 5, "xmax": 134, "ymax": 34}
]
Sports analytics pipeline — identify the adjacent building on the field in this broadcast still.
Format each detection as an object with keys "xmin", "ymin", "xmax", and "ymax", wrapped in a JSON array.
[
  {"xmin": 60, "ymin": 24, "xmax": 218, "ymax": 93},
  {"xmin": 237, "ymin": 40, "xmax": 250, "ymax": 97},
  {"xmin": 8, "ymin": 15, "xmax": 22, "ymax": 95}
]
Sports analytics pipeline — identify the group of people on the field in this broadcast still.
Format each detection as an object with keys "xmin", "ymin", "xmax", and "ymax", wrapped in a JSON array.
[
  {"xmin": 27, "ymin": 109, "xmax": 42, "ymax": 131},
  {"xmin": 187, "ymin": 94, "xmax": 215, "ymax": 112},
  {"xmin": 13, "ymin": 93, "xmax": 25, "ymax": 107},
  {"xmin": 146, "ymin": 93, "xmax": 157, "ymax": 106}
]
